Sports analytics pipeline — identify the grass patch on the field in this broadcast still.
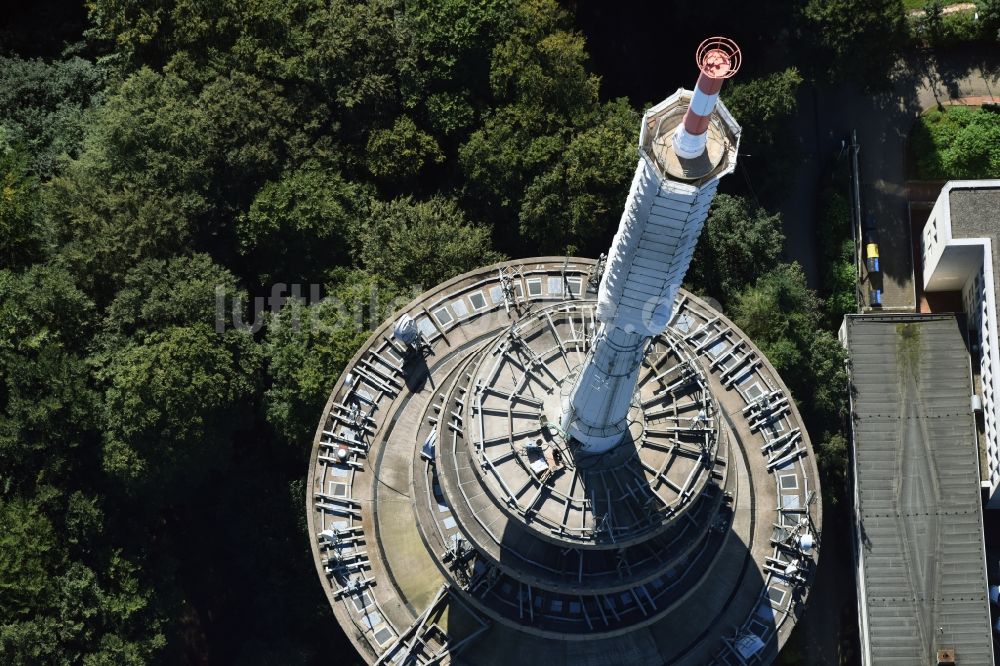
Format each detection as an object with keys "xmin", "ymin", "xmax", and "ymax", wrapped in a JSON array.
[
  {"xmin": 817, "ymin": 188, "xmax": 857, "ymax": 328},
  {"xmin": 910, "ymin": 106, "xmax": 1000, "ymax": 179}
]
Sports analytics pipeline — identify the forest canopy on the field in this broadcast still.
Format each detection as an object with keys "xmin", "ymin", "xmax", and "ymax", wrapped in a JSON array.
[{"xmin": 0, "ymin": 0, "xmax": 882, "ymax": 662}]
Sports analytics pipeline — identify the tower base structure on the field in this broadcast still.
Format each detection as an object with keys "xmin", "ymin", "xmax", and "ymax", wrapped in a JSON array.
[
  {"xmin": 306, "ymin": 258, "xmax": 822, "ymax": 666},
  {"xmin": 558, "ymin": 324, "xmax": 645, "ymax": 452}
]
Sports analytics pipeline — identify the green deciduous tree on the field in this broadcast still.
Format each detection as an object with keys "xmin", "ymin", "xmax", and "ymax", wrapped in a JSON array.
[
  {"xmin": 263, "ymin": 269, "xmax": 405, "ymax": 446},
  {"xmin": 824, "ymin": 242, "xmax": 858, "ymax": 324},
  {"xmin": 99, "ymin": 323, "xmax": 260, "ymax": 498},
  {"xmin": 85, "ymin": 0, "xmax": 400, "ymax": 143},
  {"xmin": 48, "ymin": 65, "xmax": 308, "ymax": 297},
  {"xmin": 100, "ymin": 254, "xmax": 242, "ymax": 342},
  {"xmin": 0, "ymin": 148, "xmax": 46, "ymax": 270},
  {"xmin": 459, "ymin": 105, "xmax": 563, "ymax": 219},
  {"xmin": 0, "ymin": 265, "xmax": 97, "ymax": 492},
  {"xmin": 937, "ymin": 111, "xmax": 1000, "ymax": 178},
  {"xmin": 489, "ymin": 0, "xmax": 599, "ymax": 125},
  {"xmin": 395, "ymin": 0, "xmax": 514, "ymax": 137},
  {"xmin": 358, "ymin": 195, "xmax": 503, "ymax": 289},
  {"xmin": 0, "ymin": 552, "xmax": 166, "ymax": 665},
  {"xmin": 730, "ymin": 262, "xmax": 822, "ymax": 380},
  {"xmin": 519, "ymin": 99, "xmax": 638, "ymax": 255},
  {"xmin": 75, "ymin": 68, "xmax": 211, "ymax": 213},
  {"xmin": 803, "ymin": 0, "xmax": 907, "ymax": 89},
  {"xmin": 0, "ymin": 263, "xmax": 95, "ymax": 356},
  {"xmin": 729, "ymin": 262, "xmax": 849, "ymax": 498},
  {"xmin": 815, "ymin": 431, "xmax": 848, "ymax": 505},
  {"xmin": 911, "ymin": 106, "xmax": 1000, "ymax": 179},
  {"xmin": 0, "ymin": 348, "xmax": 98, "ymax": 493},
  {"xmin": 45, "ymin": 69, "xmax": 204, "ymax": 297},
  {"xmin": 978, "ymin": 0, "xmax": 1000, "ymax": 40},
  {"xmin": 816, "ymin": 186, "xmax": 857, "ymax": 327},
  {"xmin": 85, "ymin": 67, "xmax": 298, "ymax": 217},
  {"xmin": 95, "ymin": 256, "xmax": 260, "ymax": 501},
  {"xmin": 0, "ymin": 497, "xmax": 62, "ymax": 621},
  {"xmin": 196, "ymin": 71, "xmax": 300, "ymax": 209},
  {"xmin": 459, "ymin": 0, "xmax": 608, "ymax": 249},
  {"xmin": 0, "ymin": 55, "xmax": 101, "ymax": 177},
  {"xmin": 724, "ymin": 68, "xmax": 803, "ymax": 148},
  {"xmin": 366, "ymin": 116, "xmax": 444, "ymax": 181},
  {"xmin": 923, "ymin": 1, "xmax": 945, "ymax": 39},
  {"xmin": 807, "ymin": 330, "xmax": 848, "ymax": 433},
  {"xmin": 722, "ymin": 68, "xmax": 802, "ymax": 200},
  {"xmin": 237, "ymin": 167, "xmax": 371, "ymax": 284},
  {"xmin": 687, "ymin": 194, "xmax": 786, "ymax": 304},
  {"xmin": 64, "ymin": 492, "xmax": 104, "ymax": 550}
]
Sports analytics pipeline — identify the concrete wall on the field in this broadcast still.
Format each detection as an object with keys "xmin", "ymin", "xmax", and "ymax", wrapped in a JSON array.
[
  {"xmin": 923, "ymin": 181, "xmax": 1000, "ymax": 504},
  {"xmin": 976, "ymin": 239, "xmax": 999, "ymax": 501},
  {"xmin": 920, "ymin": 193, "xmax": 950, "ymax": 286}
]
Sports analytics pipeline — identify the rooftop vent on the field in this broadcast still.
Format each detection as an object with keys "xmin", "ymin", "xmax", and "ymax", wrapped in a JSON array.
[{"xmin": 937, "ymin": 647, "xmax": 956, "ymax": 665}]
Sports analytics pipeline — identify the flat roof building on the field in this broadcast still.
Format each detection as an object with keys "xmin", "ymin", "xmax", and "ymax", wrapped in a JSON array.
[
  {"xmin": 920, "ymin": 181, "xmax": 1000, "ymax": 504},
  {"xmin": 844, "ymin": 314, "xmax": 993, "ymax": 665}
]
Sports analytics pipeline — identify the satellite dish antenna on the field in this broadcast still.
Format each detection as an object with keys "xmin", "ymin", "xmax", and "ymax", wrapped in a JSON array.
[
  {"xmin": 394, "ymin": 314, "xmax": 419, "ymax": 345},
  {"xmin": 798, "ymin": 534, "xmax": 814, "ymax": 552}
]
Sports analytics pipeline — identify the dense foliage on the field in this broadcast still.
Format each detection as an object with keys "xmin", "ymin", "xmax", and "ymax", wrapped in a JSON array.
[
  {"xmin": 909, "ymin": 0, "xmax": 1000, "ymax": 46},
  {"xmin": 722, "ymin": 67, "xmax": 803, "ymax": 201},
  {"xmin": 686, "ymin": 194, "xmax": 786, "ymax": 304},
  {"xmin": 803, "ymin": 0, "xmax": 909, "ymax": 89},
  {"xmin": 911, "ymin": 105, "xmax": 1000, "ymax": 179},
  {"xmin": 817, "ymin": 187, "xmax": 858, "ymax": 329},
  {"xmin": 0, "ymin": 0, "xmax": 878, "ymax": 662}
]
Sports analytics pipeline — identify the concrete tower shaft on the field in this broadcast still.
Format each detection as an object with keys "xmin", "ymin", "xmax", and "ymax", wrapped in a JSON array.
[{"xmin": 560, "ymin": 38, "xmax": 742, "ymax": 453}]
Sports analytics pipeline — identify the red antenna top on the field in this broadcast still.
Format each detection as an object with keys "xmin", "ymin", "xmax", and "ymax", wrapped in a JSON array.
[
  {"xmin": 672, "ymin": 36, "xmax": 741, "ymax": 161},
  {"xmin": 696, "ymin": 37, "xmax": 741, "ymax": 80}
]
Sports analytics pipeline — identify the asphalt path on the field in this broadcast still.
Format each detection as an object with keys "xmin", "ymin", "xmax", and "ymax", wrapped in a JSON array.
[{"xmin": 780, "ymin": 45, "xmax": 1000, "ymax": 302}]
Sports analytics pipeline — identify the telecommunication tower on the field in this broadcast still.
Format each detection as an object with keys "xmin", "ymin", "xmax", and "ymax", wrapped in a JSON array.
[{"xmin": 307, "ymin": 38, "xmax": 821, "ymax": 666}]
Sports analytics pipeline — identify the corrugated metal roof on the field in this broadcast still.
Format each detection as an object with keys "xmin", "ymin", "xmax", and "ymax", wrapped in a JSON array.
[{"xmin": 846, "ymin": 315, "xmax": 993, "ymax": 666}]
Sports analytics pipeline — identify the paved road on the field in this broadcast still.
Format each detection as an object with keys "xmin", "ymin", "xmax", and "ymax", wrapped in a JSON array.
[{"xmin": 781, "ymin": 45, "xmax": 999, "ymax": 308}]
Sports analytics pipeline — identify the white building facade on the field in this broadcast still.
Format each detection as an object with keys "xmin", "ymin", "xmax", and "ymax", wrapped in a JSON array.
[{"xmin": 920, "ymin": 180, "xmax": 1000, "ymax": 503}]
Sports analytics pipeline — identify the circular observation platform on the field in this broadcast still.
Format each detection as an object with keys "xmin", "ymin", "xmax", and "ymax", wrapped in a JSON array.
[
  {"xmin": 306, "ymin": 258, "xmax": 822, "ymax": 666},
  {"xmin": 451, "ymin": 300, "xmax": 727, "ymax": 550}
]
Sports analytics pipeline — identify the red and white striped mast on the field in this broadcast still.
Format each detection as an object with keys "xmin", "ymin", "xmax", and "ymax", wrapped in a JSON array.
[{"xmin": 672, "ymin": 37, "xmax": 741, "ymax": 159}]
